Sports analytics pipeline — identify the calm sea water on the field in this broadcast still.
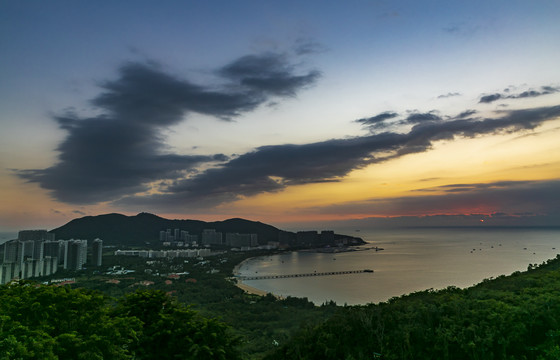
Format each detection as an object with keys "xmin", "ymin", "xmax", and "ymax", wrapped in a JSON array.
[{"xmin": 238, "ymin": 228, "xmax": 560, "ymax": 305}]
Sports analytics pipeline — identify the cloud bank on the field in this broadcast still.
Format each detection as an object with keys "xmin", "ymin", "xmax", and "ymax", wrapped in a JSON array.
[
  {"xmin": 18, "ymin": 51, "xmax": 320, "ymax": 203},
  {"xmin": 16, "ymin": 52, "xmax": 560, "ymax": 219},
  {"xmin": 118, "ymin": 104, "xmax": 560, "ymax": 210},
  {"xmin": 313, "ymin": 179, "xmax": 560, "ymax": 218}
]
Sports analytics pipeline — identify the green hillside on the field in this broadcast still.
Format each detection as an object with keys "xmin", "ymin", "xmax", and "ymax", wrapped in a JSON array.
[{"xmin": 49, "ymin": 212, "xmax": 283, "ymax": 246}]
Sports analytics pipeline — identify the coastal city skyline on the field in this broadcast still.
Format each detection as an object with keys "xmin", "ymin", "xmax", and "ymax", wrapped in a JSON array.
[{"xmin": 1, "ymin": 1, "xmax": 560, "ymax": 232}]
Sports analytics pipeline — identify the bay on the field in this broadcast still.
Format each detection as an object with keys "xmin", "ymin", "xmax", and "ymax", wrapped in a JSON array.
[{"xmin": 237, "ymin": 228, "xmax": 560, "ymax": 305}]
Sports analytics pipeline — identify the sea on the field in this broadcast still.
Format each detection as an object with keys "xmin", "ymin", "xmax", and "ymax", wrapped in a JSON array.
[{"xmin": 237, "ymin": 228, "xmax": 560, "ymax": 305}]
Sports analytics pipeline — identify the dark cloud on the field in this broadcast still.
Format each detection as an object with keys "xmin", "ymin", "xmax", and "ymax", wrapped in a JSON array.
[
  {"xmin": 117, "ymin": 104, "xmax": 560, "ymax": 211},
  {"xmin": 416, "ymin": 181, "xmax": 535, "ymax": 193},
  {"xmin": 311, "ymin": 179, "xmax": 560, "ymax": 221},
  {"xmin": 18, "ymin": 112, "xmax": 225, "ymax": 203},
  {"xmin": 515, "ymin": 86, "xmax": 559, "ymax": 99},
  {"xmin": 517, "ymin": 90, "xmax": 542, "ymax": 98},
  {"xmin": 218, "ymin": 52, "xmax": 321, "ymax": 97},
  {"xmin": 455, "ymin": 110, "xmax": 477, "ymax": 119},
  {"xmin": 479, "ymin": 93, "xmax": 502, "ymax": 103},
  {"xmin": 404, "ymin": 112, "xmax": 441, "ymax": 124},
  {"xmin": 293, "ymin": 38, "xmax": 328, "ymax": 55},
  {"xmin": 437, "ymin": 92, "xmax": 461, "ymax": 99},
  {"xmin": 541, "ymin": 86, "xmax": 560, "ymax": 94},
  {"xmin": 18, "ymin": 51, "xmax": 319, "ymax": 204},
  {"xmin": 479, "ymin": 86, "xmax": 559, "ymax": 103},
  {"xmin": 355, "ymin": 112, "xmax": 398, "ymax": 126},
  {"xmin": 356, "ymin": 111, "xmax": 442, "ymax": 133},
  {"xmin": 93, "ymin": 62, "xmax": 263, "ymax": 123}
]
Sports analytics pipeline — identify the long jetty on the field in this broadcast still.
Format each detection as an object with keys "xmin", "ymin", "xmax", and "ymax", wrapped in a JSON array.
[{"xmin": 240, "ymin": 269, "xmax": 373, "ymax": 281}]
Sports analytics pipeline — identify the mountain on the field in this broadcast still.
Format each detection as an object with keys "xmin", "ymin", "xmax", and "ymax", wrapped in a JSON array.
[{"xmin": 49, "ymin": 212, "xmax": 285, "ymax": 246}]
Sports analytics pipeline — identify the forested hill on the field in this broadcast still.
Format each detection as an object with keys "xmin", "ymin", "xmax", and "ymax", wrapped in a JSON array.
[{"xmin": 49, "ymin": 212, "xmax": 284, "ymax": 246}]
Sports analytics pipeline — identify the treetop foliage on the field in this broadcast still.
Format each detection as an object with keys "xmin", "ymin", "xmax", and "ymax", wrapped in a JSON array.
[{"xmin": 0, "ymin": 283, "xmax": 240, "ymax": 360}]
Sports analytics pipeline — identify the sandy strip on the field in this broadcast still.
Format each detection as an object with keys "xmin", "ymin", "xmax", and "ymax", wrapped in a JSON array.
[{"xmin": 235, "ymin": 281, "xmax": 270, "ymax": 296}]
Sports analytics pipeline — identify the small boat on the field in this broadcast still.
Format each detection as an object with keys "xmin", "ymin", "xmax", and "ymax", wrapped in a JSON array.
[{"xmin": 364, "ymin": 269, "xmax": 374, "ymax": 273}]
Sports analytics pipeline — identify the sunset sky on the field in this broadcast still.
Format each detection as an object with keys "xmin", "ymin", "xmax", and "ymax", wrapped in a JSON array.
[{"xmin": 1, "ymin": 1, "xmax": 559, "ymax": 232}]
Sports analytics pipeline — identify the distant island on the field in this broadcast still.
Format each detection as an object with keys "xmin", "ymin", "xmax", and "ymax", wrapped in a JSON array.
[{"xmin": 49, "ymin": 212, "xmax": 365, "ymax": 249}]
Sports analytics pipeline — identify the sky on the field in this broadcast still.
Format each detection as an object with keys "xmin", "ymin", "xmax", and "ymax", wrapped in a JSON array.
[{"xmin": 1, "ymin": 0, "xmax": 560, "ymax": 232}]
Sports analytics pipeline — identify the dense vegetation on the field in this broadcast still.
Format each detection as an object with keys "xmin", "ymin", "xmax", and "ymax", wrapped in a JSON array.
[
  {"xmin": 23, "ymin": 251, "xmax": 337, "ymax": 358},
  {"xmin": 4, "ymin": 252, "xmax": 560, "ymax": 359},
  {"xmin": 0, "ymin": 283, "xmax": 240, "ymax": 359}
]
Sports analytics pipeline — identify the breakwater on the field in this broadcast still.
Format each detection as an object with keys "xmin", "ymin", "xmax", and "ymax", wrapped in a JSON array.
[{"xmin": 240, "ymin": 269, "xmax": 373, "ymax": 281}]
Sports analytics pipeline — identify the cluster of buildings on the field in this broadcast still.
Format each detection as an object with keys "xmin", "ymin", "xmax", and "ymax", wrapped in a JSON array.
[
  {"xmin": 158, "ymin": 228, "xmax": 356, "ymax": 250},
  {"xmin": 114, "ymin": 248, "xmax": 213, "ymax": 258},
  {"xmin": 159, "ymin": 228, "xmax": 198, "ymax": 244},
  {"xmin": 0, "ymin": 230, "xmax": 103, "ymax": 285},
  {"xmin": 160, "ymin": 228, "xmax": 259, "ymax": 248}
]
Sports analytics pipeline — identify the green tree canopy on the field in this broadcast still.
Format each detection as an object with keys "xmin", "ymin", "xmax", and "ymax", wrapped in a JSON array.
[{"xmin": 0, "ymin": 282, "xmax": 241, "ymax": 360}]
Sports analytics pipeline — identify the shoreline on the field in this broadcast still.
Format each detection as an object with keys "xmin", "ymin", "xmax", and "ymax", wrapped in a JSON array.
[
  {"xmin": 232, "ymin": 256, "xmax": 284, "ymax": 298},
  {"xmin": 230, "ymin": 245, "xmax": 372, "ymax": 299},
  {"xmin": 232, "ymin": 257, "xmax": 272, "ymax": 297}
]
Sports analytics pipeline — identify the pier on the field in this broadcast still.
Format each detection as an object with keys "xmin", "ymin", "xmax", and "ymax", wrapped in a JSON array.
[{"xmin": 240, "ymin": 269, "xmax": 373, "ymax": 281}]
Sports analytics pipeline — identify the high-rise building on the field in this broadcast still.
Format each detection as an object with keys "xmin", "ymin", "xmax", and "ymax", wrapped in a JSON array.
[
  {"xmin": 43, "ymin": 241, "xmax": 64, "ymax": 264},
  {"xmin": 92, "ymin": 239, "xmax": 103, "ymax": 266},
  {"xmin": 1, "ymin": 230, "xmax": 60, "ymax": 283},
  {"xmin": 66, "ymin": 240, "xmax": 87, "ymax": 271},
  {"xmin": 42, "ymin": 256, "xmax": 58, "ymax": 277},
  {"xmin": 3, "ymin": 240, "xmax": 20, "ymax": 263},
  {"xmin": 0, "ymin": 262, "xmax": 20, "ymax": 285},
  {"xmin": 18, "ymin": 230, "xmax": 54, "ymax": 242},
  {"xmin": 201, "ymin": 229, "xmax": 222, "ymax": 245},
  {"xmin": 32, "ymin": 240, "xmax": 44, "ymax": 260},
  {"xmin": 225, "ymin": 233, "xmax": 258, "ymax": 247},
  {"xmin": 21, "ymin": 240, "xmax": 35, "ymax": 259}
]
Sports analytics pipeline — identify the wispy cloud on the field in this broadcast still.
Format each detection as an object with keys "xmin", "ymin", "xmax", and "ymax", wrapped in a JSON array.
[
  {"xmin": 437, "ymin": 92, "xmax": 461, "ymax": 99},
  {"xmin": 479, "ymin": 86, "xmax": 559, "ymax": 103},
  {"xmin": 354, "ymin": 112, "xmax": 399, "ymax": 132}
]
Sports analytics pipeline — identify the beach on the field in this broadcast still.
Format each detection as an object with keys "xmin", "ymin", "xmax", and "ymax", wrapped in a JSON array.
[{"xmin": 232, "ymin": 258, "xmax": 271, "ymax": 297}]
